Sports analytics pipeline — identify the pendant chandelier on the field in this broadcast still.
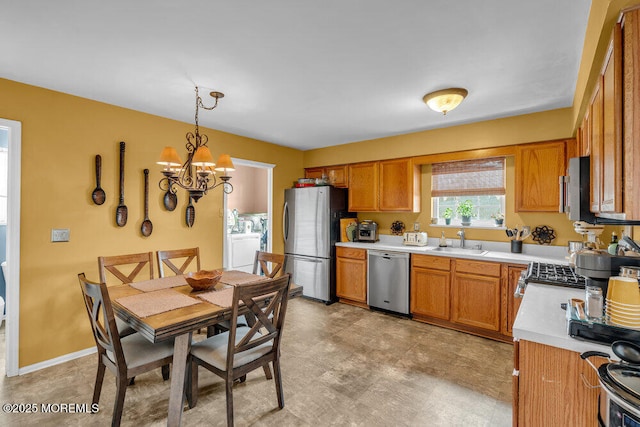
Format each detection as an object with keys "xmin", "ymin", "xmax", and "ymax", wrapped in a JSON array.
[{"xmin": 157, "ymin": 86, "xmax": 234, "ymax": 202}]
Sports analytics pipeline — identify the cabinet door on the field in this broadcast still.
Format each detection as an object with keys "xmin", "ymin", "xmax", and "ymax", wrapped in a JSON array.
[
  {"xmin": 451, "ymin": 272, "xmax": 501, "ymax": 331},
  {"xmin": 348, "ymin": 162, "xmax": 379, "ymax": 211},
  {"xmin": 379, "ymin": 158, "xmax": 420, "ymax": 212},
  {"xmin": 601, "ymin": 24, "xmax": 623, "ymax": 213},
  {"xmin": 336, "ymin": 256, "xmax": 367, "ymax": 303},
  {"xmin": 304, "ymin": 167, "xmax": 325, "ymax": 180},
  {"xmin": 410, "ymin": 267, "xmax": 451, "ymax": 319},
  {"xmin": 590, "ymin": 78, "xmax": 604, "ymax": 213},
  {"xmin": 580, "ymin": 110, "xmax": 591, "ymax": 157},
  {"xmin": 326, "ymin": 165, "xmax": 348, "ymax": 188},
  {"xmin": 623, "ymin": 10, "xmax": 640, "ymax": 219},
  {"xmin": 505, "ymin": 265, "xmax": 527, "ymax": 335},
  {"xmin": 515, "ymin": 140, "xmax": 568, "ymax": 212},
  {"xmin": 517, "ymin": 341, "xmax": 601, "ymax": 426}
]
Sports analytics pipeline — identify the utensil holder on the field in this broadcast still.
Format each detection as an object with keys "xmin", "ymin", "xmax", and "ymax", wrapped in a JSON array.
[{"xmin": 511, "ymin": 240, "xmax": 522, "ymax": 253}]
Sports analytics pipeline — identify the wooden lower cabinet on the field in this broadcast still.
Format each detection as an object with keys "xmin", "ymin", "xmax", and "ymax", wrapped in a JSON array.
[
  {"xmin": 336, "ymin": 247, "xmax": 367, "ymax": 307},
  {"xmin": 504, "ymin": 264, "xmax": 528, "ymax": 335},
  {"xmin": 451, "ymin": 272, "xmax": 501, "ymax": 331},
  {"xmin": 514, "ymin": 340, "xmax": 603, "ymax": 427},
  {"xmin": 410, "ymin": 255, "xmax": 518, "ymax": 342},
  {"xmin": 410, "ymin": 255, "xmax": 451, "ymax": 319}
]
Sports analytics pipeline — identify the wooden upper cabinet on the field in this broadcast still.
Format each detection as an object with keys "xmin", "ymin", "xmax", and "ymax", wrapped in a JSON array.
[
  {"xmin": 326, "ymin": 165, "xmax": 348, "ymax": 188},
  {"xmin": 304, "ymin": 167, "xmax": 325, "ymax": 180},
  {"xmin": 379, "ymin": 158, "xmax": 421, "ymax": 212},
  {"xmin": 600, "ymin": 23, "xmax": 623, "ymax": 213},
  {"xmin": 515, "ymin": 140, "xmax": 569, "ymax": 212},
  {"xmin": 348, "ymin": 162, "xmax": 379, "ymax": 211},
  {"xmin": 590, "ymin": 77, "xmax": 604, "ymax": 213},
  {"xmin": 305, "ymin": 165, "xmax": 348, "ymax": 188},
  {"xmin": 623, "ymin": 9, "xmax": 640, "ymax": 219},
  {"xmin": 348, "ymin": 158, "xmax": 420, "ymax": 212}
]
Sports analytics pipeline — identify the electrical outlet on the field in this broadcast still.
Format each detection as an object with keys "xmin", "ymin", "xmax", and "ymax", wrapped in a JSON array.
[{"xmin": 51, "ymin": 228, "xmax": 70, "ymax": 242}]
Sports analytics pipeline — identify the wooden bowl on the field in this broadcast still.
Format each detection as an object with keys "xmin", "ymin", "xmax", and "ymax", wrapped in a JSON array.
[{"xmin": 185, "ymin": 269, "xmax": 222, "ymax": 291}]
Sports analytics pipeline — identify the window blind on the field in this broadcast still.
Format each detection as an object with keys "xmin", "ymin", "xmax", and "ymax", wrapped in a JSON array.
[{"xmin": 431, "ymin": 157, "xmax": 505, "ymax": 197}]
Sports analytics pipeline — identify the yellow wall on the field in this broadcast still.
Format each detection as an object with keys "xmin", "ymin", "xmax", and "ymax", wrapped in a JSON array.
[
  {"xmin": 0, "ymin": 78, "xmax": 303, "ymax": 366},
  {"xmin": 3, "ymin": 0, "xmax": 637, "ymax": 368}
]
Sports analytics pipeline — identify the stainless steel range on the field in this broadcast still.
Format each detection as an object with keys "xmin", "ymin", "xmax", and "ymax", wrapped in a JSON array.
[
  {"xmin": 515, "ymin": 262, "xmax": 586, "ymax": 297},
  {"xmin": 523, "ymin": 262, "xmax": 587, "ymax": 288}
]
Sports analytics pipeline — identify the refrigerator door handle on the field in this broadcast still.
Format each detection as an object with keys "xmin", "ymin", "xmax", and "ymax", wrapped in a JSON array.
[
  {"xmin": 289, "ymin": 255, "xmax": 322, "ymax": 263},
  {"xmin": 283, "ymin": 201, "xmax": 289, "ymax": 243}
]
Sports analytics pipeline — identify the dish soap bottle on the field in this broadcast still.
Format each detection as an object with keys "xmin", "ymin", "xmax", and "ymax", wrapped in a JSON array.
[
  {"xmin": 439, "ymin": 232, "xmax": 447, "ymax": 247},
  {"xmin": 608, "ymin": 232, "xmax": 618, "ymax": 255}
]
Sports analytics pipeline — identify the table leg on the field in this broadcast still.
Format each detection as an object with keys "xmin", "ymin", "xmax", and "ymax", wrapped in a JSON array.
[{"xmin": 167, "ymin": 332, "xmax": 191, "ymax": 427}]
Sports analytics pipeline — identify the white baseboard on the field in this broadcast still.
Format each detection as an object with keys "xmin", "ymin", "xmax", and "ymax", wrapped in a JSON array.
[{"xmin": 18, "ymin": 347, "xmax": 96, "ymax": 375}]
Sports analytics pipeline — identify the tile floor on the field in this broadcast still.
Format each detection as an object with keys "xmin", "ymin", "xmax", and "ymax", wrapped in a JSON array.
[{"xmin": 0, "ymin": 299, "xmax": 513, "ymax": 426}]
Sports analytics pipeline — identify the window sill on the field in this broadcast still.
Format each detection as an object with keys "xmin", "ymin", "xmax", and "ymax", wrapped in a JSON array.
[{"xmin": 429, "ymin": 224, "xmax": 507, "ymax": 231}]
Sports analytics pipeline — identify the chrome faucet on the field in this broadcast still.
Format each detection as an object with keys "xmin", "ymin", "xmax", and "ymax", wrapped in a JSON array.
[{"xmin": 457, "ymin": 229, "xmax": 466, "ymax": 248}]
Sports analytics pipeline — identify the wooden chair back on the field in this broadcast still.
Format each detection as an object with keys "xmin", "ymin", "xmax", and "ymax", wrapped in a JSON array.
[
  {"xmin": 78, "ymin": 273, "xmax": 126, "ymax": 370},
  {"xmin": 252, "ymin": 251, "xmax": 285, "ymax": 278},
  {"xmin": 156, "ymin": 247, "xmax": 201, "ymax": 277},
  {"xmin": 226, "ymin": 274, "xmax": 291, "ymax": 372},
  {"xmin": 98, "ymin": 252, "xmax": 154, "ymax": 285}
]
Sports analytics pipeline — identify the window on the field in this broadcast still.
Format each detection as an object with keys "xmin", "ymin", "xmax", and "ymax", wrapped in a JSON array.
[{"xmin": 431, "ymin": 157, "xmax": 505, "ymax": 227}]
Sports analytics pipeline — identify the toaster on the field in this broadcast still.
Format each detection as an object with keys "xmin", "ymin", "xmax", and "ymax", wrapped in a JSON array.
[
  {"xmin": 356, "ymin": 220, "xmax": 379, "ymax": 242},
  {"xmin": 403, "ymin": 232, "xmax": 428, "ymax": 246}
]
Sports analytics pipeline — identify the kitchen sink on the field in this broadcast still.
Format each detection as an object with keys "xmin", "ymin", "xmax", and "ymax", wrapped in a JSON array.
[{"xmin": 430, "ymin": 247, "xmax": 488, "ymax": 256}]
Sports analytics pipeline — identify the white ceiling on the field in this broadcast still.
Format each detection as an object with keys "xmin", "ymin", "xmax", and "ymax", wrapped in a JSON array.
[{"xmin": 0, "ymin": 1, "xmax": 591, "ymax": 150}]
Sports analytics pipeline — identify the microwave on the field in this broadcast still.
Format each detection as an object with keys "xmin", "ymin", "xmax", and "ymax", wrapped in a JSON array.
[{"xmin": 560, "ymin": 157, "xmax": 640, "ymax": 225}]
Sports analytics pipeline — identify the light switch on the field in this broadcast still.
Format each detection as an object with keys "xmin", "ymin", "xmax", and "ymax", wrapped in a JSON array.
[{"xmin": 51, "ymin": 228, "xmax": 70, "ymax": 242}]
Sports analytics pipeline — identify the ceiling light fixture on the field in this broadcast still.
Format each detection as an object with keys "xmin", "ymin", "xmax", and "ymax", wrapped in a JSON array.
[
  {"xmin": 423, "ymin": 88, "xmax": 468, "ymax": 115},
  {"xmin": 158, "ymin": 86, "xmax": 234, "ymax": 202}
]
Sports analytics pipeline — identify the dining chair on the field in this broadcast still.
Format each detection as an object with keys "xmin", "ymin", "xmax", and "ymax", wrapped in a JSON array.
[
  {"xmin": 97, "ymin": 252, "xmax": 170, "ymax": 383},
  {"xmin": 98, "ymin": 252, "xmax": 155, "ymax": 338},
  {"xmin": 156, "ymin": 247, "xmax": 201, "ymax": 277},
  {"xmin": 187, "ymin": 274, "xmax": 291, "ymax": 426},
  {"xmin": 215, "ymin": 250, "xmax": 285, "ymax": 334},
  {"xmin": 77, "ymin": 273, "xmax": 174, "ymax": 427},
  {"xmin": 252, "ymin": 250, "xmax": 286, "ymax": 278}
]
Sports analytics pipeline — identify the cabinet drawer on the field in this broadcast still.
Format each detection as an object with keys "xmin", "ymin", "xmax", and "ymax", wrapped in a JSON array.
[
  {"xmin": 454, "ymin": 260, "xmax": 501, "ymax": 277},
  {"xmin": 336, "ymin": 247, "xmax": 366, "ymax": 260},
  {"xmin": 412, "ymin": 254, "xmax": 451, "ymax": 271}
]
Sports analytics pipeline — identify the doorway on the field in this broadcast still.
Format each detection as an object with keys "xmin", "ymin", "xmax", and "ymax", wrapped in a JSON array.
[
  {"xmin": 222, "ymin": 159, "xmax": 274, "ymax": 272},
  {"xmin": 0, "ymin": 118, "xmax": 21, "ymax": 377}
]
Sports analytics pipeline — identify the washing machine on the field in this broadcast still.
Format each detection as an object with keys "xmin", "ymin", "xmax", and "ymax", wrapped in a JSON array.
[{"xmin": 225, "ymin": 233, "xmax": 261, "ymax": 273}]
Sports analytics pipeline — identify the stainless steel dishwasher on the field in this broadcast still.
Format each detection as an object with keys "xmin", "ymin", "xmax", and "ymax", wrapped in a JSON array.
[{"xmin": 367, "ymin": 250, "xmax": 410, "ymax": 315}]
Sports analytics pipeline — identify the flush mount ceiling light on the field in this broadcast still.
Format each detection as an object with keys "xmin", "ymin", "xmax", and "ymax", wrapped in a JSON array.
[
  {"xmin": 158, "ymin": 86, "xmax": 235, "ymax": 202},
  {"xmin": 423, "ymin": 88, "xmax": 468, "ymax": 115}
]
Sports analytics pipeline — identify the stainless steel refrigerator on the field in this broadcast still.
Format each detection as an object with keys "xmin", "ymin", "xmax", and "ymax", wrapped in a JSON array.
[{"xmin": 283, "ymin": 186, "xmax": 350, "ymax": 303}]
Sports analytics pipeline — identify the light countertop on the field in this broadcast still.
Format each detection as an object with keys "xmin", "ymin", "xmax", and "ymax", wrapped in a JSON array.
[
  {"xmin": 336, "ymin": 235, "xmax": 568, "ymax": 265},
  {"xmin": 512, "ymin": 283, "xmax": 613, "ymax": 355}
]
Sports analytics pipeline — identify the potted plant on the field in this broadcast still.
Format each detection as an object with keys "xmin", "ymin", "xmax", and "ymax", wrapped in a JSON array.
[
  {"xmin": 443, "ymin": 207, "xmax": 453, "ymax": 225},
  {"xmin": 456, "ymin": 200, "xmax": 474, "ymax": 226},
  {"xmin": 492, "ymin": 212, "xmax": 504, "ymax": 226}
]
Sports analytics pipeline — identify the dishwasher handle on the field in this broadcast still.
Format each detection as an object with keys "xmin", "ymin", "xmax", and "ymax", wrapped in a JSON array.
[{"xmin": 368, "ymin": 250, "xmax": 409, "ymax": 260}]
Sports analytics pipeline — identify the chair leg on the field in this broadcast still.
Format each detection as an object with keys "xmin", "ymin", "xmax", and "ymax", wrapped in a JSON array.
[
  {"xmin": 273, "ymin": 359, "xmax": 284, "ymax": 409},
  {"xmin": 262, "ymin": 363, "xmax": 273, "ymax": 380},
  {"xmin": 161, "ymin": 364, "xmax": 170, "ymax": 381},
  {"xmin": 225, "ymin": 376, "xmax": 234, "ymax": 427},
  {"xmin": 92, "ymin": 360, "xmax": 106, "ymax": 405},
  {"xmin": 112, "ymin": 375, "xmax": 128, "ymax": 427},
  {"xmin": 187, "ymin": 361, "xmax": 198, "ymax": 409}
]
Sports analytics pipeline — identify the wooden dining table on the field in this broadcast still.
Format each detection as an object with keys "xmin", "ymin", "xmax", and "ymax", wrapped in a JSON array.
[{"xmin": 108, "ymin": 270, "xmax": 302, "ymax": 427}]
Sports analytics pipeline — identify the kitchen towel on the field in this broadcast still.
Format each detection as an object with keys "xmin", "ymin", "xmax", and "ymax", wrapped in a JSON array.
[{"xmin": 116, "ymin": 289, "xmax": 201, "ymax": 318}]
